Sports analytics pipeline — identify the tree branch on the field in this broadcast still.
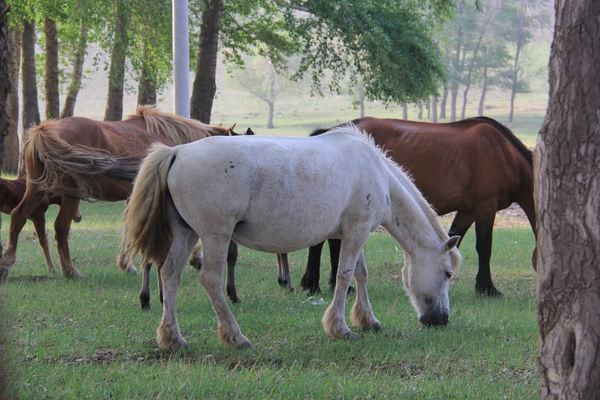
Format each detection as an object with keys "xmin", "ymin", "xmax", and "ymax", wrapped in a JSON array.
[{"xmin": 0, "ymin": 5, "xmax": 10, "ymax": 18}]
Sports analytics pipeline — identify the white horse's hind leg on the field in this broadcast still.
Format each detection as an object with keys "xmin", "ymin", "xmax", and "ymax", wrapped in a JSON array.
[
  {"xmin": 199, "ymin": 236, "xmax": 250, "ymax": 348},
  {"xmin": 351, "ymin": 251, "xmax": 381, "ymax": 331},
  {"xmin": 323, "ymin": 227, "xmax": 369, "ymax": 339},
  {"xmin": 156, "ymin": 214, "xmax": 199, "ymax": 348}
]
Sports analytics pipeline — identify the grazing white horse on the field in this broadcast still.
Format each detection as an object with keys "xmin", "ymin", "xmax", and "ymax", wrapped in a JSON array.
[{"xmin": 123, "ymin": 125, "xmax": 461, "ymax": 348}]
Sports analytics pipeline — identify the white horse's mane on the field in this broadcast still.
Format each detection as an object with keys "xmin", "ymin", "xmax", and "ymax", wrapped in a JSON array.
[{"xmin": 329, "ymin": 124, "xmax": 449, "ymax": 244}]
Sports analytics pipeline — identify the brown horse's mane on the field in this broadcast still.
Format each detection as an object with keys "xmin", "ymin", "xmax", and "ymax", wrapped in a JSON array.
[
  {"xmin": 467, "ymin": 116, "xmax": 533, "ymax": 166},
  {"xmin": 134, "ymin": 105, "xmax": 224, "ymax": 143}
]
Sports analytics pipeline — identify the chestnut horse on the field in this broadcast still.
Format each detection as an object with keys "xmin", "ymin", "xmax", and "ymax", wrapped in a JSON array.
[
  {"xmin": 0, "ymin": 176, "xmax": 82, "ymax": 273},
  {"xmin": 0, "ymin": 106, "xmax": 236, "ymax": 283},
  {"xmin": 297, "ymin": 116, "xmax": 535, "ymax": 296}
]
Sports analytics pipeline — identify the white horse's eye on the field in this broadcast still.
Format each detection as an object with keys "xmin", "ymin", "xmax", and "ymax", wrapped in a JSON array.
[{"xmin": 445, "ymin": 271, "xmax": 452, "ymax": 279}]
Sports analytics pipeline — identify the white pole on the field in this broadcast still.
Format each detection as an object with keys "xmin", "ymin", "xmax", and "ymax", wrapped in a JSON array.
[{"xmin": 173, "ymin": 0, "xmax": 190, "ymax": 117}]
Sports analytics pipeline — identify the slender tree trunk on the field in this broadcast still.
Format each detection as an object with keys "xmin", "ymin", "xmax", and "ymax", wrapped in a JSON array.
[
  {"xmin": 104, "ymin": 0, "xmax": 130, "ymax": 121},
  {"xmin": 0, "ymin": 1, "xmax": 11, "ymax": 171},
  {"xmin": 44, "ymin": 18, "xmax": 59, "ymax": 119},
  {"xmin": 439, "ymin": 85, "xmax": 448, "ymax": 119},
  {"xmin": 21, "ymin": 18, "xmax": 40, "ymax": 130},
  {"xmin": 266, "ymin": 101, "xmax": 274, "ymax": 129},
  {"xmin": 266, "ymin": 60, "xmax": 276, "ymax": 128},
  {"xmin": 430, "ymin": 96, "xmax": 437, "ymax": 122},
  {"xmin": 417, "ymin": 101, "xmax": 423, "ymax": 119},
  {"xmin": 508, "ymin": 41, "xmax": 522, "ymax": 123},
  {"xmin": 478, "ymin": 46, "xmax": 489, "ymax": 116},
  {"xmin": 61, "ymin": 20, "xmax": 87, "ymax": 118},
  {"xmin": 190, "ymin": 0, "xmax": 223, "ymax": 124},
  {"xmin": 461, "ymin": 33, "xmax": 483, "ymax": 120},
  {"xmin": 449, "ymin": 2, "xmax": 463, "ymax": 122},
  {"xmin": 4, "ymin": 28, "xmax": 20, "ymax": 173},
  {"xmin": 402, "ymin": 103, "xmax": 408, "ymax": 119},
  {"xmin": 357, "ymin": 83, "xmax": 365, "ymax": 118},
  {"xmin": 536, "ymin": 2, "xmax": 600, "ymax": 398},
  {"xmin": 137, "ymin": 41, "xmax": 157, "ymax": 106}
]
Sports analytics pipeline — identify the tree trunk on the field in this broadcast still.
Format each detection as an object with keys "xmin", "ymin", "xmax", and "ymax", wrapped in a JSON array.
[
  {"xmin": 439, "ymin": 85, "xmax": 448, "ymax": 119},
  {"xmin": 4, "ymin": 28, "xmax": 20, "ymax": 173},
  {"xmin": 508, "ymin": 41, "xmax": 522, "ymax": 123},
  {"xmin": 61, "ymin": 20, "xmax": 87, "ymax": 118},
  {"xmin": 417, "ymin": 101, "xmax": 423, "ymax": 119},
  {"xmin": 449, "ymin": 2, "xmax": 463, "ymax": 122},
  {"xmin": 20, "ymin": 17, "xmax": 40, "ymax": 175},
  {"xmin": 104, "ymin": 0, "xmax": 130, "ymax": 121},
  {"xmin": 0, "ymin": 0, "xmax": 10, "ymax": 171},
  {"xmin": 44, "ymin": 17, "xmax": 59, "ymax": 119},
  {"xmin": 137, "ymin": 41, "xmax": 157, "ymax": 106},
  {"xmin": 461, "ymin": 32, "xmax": 483, "ymax": 120},
  {"xmin": 536, "ymin": 1, "xmax": 600, "ymax": 398},
  {"xmin": 21, "ymin": 18, "xmax": 40, "ymax": 130},
  {"xmin": 357, "ymin": 83, "xmax": 365, "ymax": 118},
  {"xmin": 477, "ymin": 46, "xmax": 489, "ymax": 116},
  {"xmin": 402, "ymin": 103, "xmax": 408, "ymax": 119},
  {"xmin": 266, "ymin": 101, "xmax": 274, "ymax": 129},
  {"xmin": 190, "ymin": 0, "xmax": 223, "ymax": 124},
  {"xmin": 430, "ymin": 96, "xmax": 437, "ymax": 122}
]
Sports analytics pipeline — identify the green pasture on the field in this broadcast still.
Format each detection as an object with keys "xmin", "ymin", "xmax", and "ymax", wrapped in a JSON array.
[{"xmin": 0, "ymin": 200, "xmax": 538, "ymax": 399}]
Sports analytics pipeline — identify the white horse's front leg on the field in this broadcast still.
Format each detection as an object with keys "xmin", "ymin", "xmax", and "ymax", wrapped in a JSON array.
[
  {"xmin": 322, "ymin": 229, "xmax": 369, "ymax": 339},
  {"xmin": 351, "ymin": 251, "xmax": 380, "ymax": 331},
  {"xmin": 199, "ymin": 237, "xmax": 250, "ymax": 348}
]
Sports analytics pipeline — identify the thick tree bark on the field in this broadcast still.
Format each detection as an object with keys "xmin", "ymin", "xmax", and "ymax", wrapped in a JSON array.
[
  {"xmin": 104, "ymin": 0, "xmax": 130, "ymax": 121},
  {"xmin": 4, "ymin": 28, "xmax": 20, "ymax": 173},
  {"xmin": 535, "ymin": 1, "xmax": 600, "ymax": 398},
  {"xmin": 190, "ymin": 0, "xmax": 223, "ymax": 124},
  {"xmin": 61, "ymin": 20, "xmax": 87, "ymax": 118},
  {"xmin": 44, "ymin": 18, "xmax": 60, "ymax": 119},
  {"xmin": 0, "ymin": 1, "xmax": 11, "ymax": 171},
  {"xmin": 20, "ymin": 17, "xmax": 40, "ymax": 175},
  {"xmin": 137, "ymin": 41, "xmax": 157, "ymax": 106}
]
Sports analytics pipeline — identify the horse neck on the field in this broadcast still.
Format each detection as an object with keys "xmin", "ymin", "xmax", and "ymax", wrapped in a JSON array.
[{"xmin": 383, "ymin": 163, "xmax": 446, "ymax": 256}]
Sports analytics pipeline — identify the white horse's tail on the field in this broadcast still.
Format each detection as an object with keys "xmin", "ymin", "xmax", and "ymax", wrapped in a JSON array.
[{"xmin": 122, "ymin": 143, "xmax": 177, "ymax": 264}]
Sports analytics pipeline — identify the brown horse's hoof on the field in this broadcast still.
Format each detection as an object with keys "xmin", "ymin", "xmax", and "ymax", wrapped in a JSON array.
[
  {"xmin": 64, "ymin": 269, "xmax": 84, "ymax": 279},
  {"xmin": 0, "ymin": 268, "xmax": 8, "ymax": 284}
]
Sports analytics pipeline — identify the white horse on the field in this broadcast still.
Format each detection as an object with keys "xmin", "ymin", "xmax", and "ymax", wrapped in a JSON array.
[{"xmin": 123, "ymin": 125, "xmax": 461, "ymax": 348}]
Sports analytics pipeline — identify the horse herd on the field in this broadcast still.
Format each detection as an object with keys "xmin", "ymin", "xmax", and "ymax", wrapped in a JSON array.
[{"xmin": 0, "ymin": 106, "xmax": 535, "ymax": 348}]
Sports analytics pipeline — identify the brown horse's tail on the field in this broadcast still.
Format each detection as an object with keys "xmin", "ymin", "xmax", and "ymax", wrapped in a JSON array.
[
  {"xmin": 123, "ymin": 143, "xmax": 177, "ymax": 265},
  {"xmin": 23, "ymin": 120, "xmax": 141, "ymax": 199}
]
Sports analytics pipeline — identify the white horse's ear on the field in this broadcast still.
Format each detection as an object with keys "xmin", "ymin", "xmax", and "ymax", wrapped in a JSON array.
[{"xmin": 444, "ymin": 236, "xmax": 461, "ymax": 251}]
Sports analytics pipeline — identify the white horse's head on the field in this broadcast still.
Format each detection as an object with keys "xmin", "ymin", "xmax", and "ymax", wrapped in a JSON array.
[{"xmin": 402, "ymin": 236, "xmax": 461, "ymax": 326}]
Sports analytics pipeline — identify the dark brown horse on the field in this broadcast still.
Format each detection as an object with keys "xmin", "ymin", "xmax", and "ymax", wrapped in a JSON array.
[
  {"xmin": 0, "ymin": 176, "xmax": 82, "ymax": 273},
  {"xmin": 299, "ymin": 116, "xmax": 535, "ymax": 296},
  {"xmin": 0, "ymin": 106, "xmax": 237, "ymax": 283}
]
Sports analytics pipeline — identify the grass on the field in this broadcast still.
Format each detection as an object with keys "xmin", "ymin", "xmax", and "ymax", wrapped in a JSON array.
[{"xmin": 0, "ymin": 200, "xmax": 538, "ymax": 399}]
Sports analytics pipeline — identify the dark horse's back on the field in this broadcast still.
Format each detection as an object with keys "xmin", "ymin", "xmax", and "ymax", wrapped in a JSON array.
[{"xmin": 344, "ymin": 116, "xmax": 534, "ymax": 219}]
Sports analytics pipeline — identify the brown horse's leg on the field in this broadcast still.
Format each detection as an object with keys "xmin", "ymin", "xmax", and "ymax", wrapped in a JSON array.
[
  {"xmin": 327, "ymin": 238, "xmax": 342, "ymax": 291},
  {"xmin": 300, "ymin": 240, "xmax": 326, "ymax": 294},
  {"xmin": 31, "ymin": 209, "xmax": 57, "ymax": 273},
  {"xmin": 474, "ymin": 209, "xmax": 501, "ymax": 297},
  {"xmin": 225, "ymin": 240, "xmax": 239, "ymax": 303},
  {"xmin": 54, "ymin": 196, "xmax": 83, "ymax": 278},
  {"xmin": 0, "ymin": 189, "xmax": 47, "ymax": 282},
  {"xmin": 140, "ymin": 261, "xmax": 152, "ymax": 310},
  {"xmin": 516, "ymin": 195, "xmax": 538, "ymax": 271},
  {"xmin": 447, "ymin": 211, "xmax": 474, "ymax": 246},
  {"xmin": 277, "ymin": 252, "xmax": 293, "ymax": 292}
]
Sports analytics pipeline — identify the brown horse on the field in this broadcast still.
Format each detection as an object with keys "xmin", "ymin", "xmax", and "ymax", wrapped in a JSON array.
[
  {"xmin": 0, "ymin": 176, "xmax": 82, "ymax": 273},
  {"xmin": 0, "ymin": 106, "xmax": 236, "ymax": 283},
  {"xmin": 298, "ymin": 116, "xmax": 535, "ymax": 296}
]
